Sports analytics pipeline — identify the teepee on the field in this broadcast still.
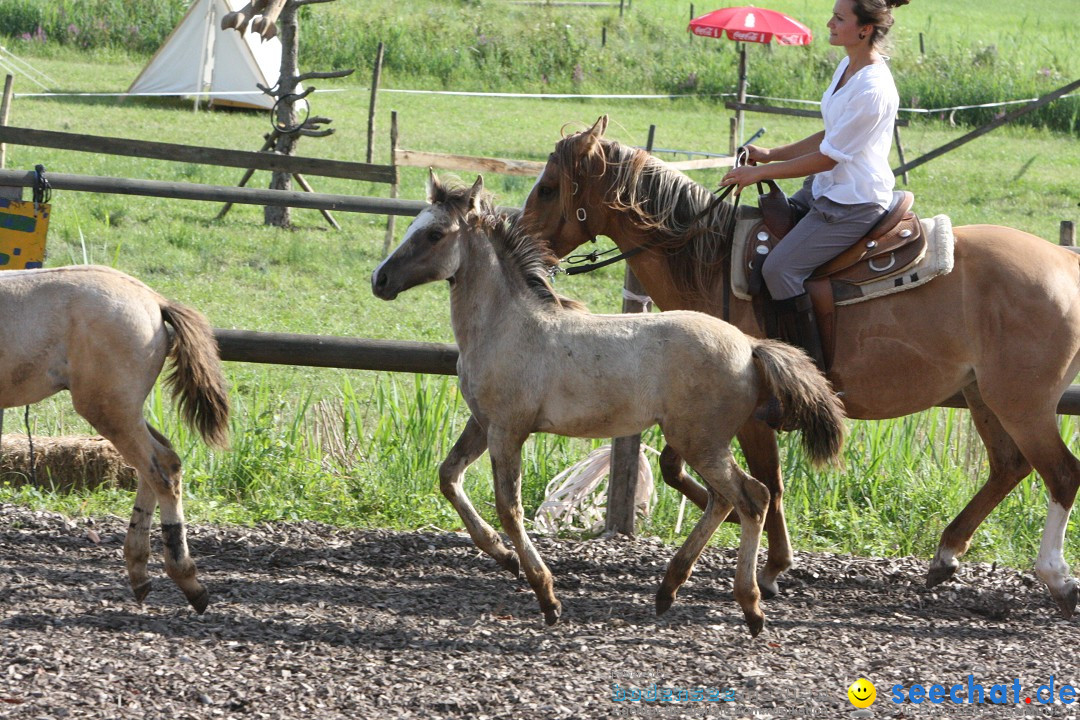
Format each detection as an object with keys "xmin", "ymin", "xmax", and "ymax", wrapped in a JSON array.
[{"xmin": 127, "ymin": 0, "xmax": 288, "ymax": 110}]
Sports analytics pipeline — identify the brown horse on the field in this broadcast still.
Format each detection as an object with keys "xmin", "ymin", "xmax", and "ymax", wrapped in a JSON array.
[
  {"xmin": 520, "ymin": 116, "xmax": 1080, "ymax": 618},
  {"xmin": 372, "ymin": 174, "xmax": 845, "ymax": 634},
  {"xmin": 0, "ymin": 265, "xmax": 230, "ymax": 612}
]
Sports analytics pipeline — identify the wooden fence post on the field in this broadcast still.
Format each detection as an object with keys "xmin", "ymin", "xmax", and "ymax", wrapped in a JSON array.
[
  {"xmin": 366, "ymin": 42, "xmax": 385, "ymax": 164},
  {"xmin": 0, "ymin": 74, "xmax": 14, "ymax": 170},
  {"xmin": 1061, "ymin": 220, "xmax": 1076, "ymax": 247},
  {"xmin": 383, "ymin": 110, "xmax": 400, "ymax": 257},
  {"xmin": 735, "ymin": 44, "xmax": 748, "ymax": 143},
  {"xmin": 604, "ymin": 125, "xmax": 656, "ymax": 536},
  {"xmin": 893, "ymin": 123, "xmax": 909, "ymax": 185}
]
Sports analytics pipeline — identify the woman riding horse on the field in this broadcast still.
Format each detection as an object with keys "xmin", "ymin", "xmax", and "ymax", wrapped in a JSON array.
[{"xmin": 719, "ymin": 0, "xmax": 910, "ymax": 368}]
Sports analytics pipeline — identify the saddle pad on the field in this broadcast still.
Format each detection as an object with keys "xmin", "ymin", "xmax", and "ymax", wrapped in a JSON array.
[
  {"xmin": 834, "ymin": 214, "xmax": 954, "ymax": 306},
  {"xmin": 729, "ymin": 210, "xmax": 954, "ymax": 304},
  {"xmin": 730, "ymin": 207, "xmax": 764, "ymax": 301}
]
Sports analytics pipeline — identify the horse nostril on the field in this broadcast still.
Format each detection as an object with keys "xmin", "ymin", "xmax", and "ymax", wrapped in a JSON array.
[{"xmin": 375, "ymin": 271, "xmax": 388, "ymax": 290}]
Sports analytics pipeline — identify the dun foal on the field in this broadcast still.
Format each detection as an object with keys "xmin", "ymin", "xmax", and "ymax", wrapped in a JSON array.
[
  {"xmin": 372, "ymin": 174, "xmax": 845, "ymax": 635},
  {"xmin": 0, "ymin": 266, "xmax": 229, "ymax": 612}
]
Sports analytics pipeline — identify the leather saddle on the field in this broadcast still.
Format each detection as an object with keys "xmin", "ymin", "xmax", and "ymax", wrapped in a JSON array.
[{"xmin": 743, "ymin": 183, "xmax": 925, "ymax": 370}]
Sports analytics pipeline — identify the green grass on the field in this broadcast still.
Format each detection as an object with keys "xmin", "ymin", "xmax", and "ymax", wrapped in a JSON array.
[{"xmin": 0, "ymin": 16, "xmax": 1078, "ymax": 574}]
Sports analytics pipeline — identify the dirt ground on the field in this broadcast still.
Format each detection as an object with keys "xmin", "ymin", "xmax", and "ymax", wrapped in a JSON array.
[{"xmin": 1, "ymin": 502, "xmax": 1078, "ymax": 720}]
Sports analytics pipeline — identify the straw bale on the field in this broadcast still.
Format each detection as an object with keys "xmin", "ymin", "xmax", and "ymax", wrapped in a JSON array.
[{"xmin": 0, "ymin": 435, "xmax": 137, "ymax": 491}]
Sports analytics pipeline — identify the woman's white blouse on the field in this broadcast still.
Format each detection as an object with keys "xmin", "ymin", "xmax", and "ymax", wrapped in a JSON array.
[{"xmin": 813, "ymin": 57, "xmax": 899, "ymax": 209}]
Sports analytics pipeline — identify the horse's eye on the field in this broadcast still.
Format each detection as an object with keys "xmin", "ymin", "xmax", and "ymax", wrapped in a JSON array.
[
  {"xmin": 428, "ymin": 230, "xmax": 444, "ymax": 243},
  {"xmin": 538, "ymin": 185, "xmax": 556, "ymax": 200}
]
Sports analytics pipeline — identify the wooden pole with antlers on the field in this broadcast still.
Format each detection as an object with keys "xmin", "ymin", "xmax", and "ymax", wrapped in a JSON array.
[{"xmin": 222, "ymin": 0, "xmax": 354, "ymax": 228}]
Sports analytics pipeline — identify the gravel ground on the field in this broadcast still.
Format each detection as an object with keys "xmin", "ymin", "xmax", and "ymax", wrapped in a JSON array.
[{"xmin": 1, "ymin": 502, "xmax": 1078, "ymax": 720}]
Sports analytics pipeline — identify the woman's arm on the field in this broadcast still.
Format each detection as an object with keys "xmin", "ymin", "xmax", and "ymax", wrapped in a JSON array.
[
  {"xmin": 720, "ymin": 150, "xmax": 837, "ymax": 193},
  {"xmin": 746, "ymin": 130, "xmax": 826, "ymax": 163}
]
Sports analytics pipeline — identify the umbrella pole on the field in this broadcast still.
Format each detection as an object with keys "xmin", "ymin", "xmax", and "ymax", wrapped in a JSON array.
[{"xmin": 736, "ymin": 43, "xmax": 748, "ymax": 146}]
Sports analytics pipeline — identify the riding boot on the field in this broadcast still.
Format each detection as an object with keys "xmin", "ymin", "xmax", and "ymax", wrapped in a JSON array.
[
  {"xmin": 771, "ymin": 292, "xmax": 826, "ymax": 371},
  {"xmin": 755, "ymin": 292, "xmax": 825, "ymax": 430}
]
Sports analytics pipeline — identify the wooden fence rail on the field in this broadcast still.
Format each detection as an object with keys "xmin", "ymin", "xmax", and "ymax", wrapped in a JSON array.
[
  {"xmin": 0, "ymin": 126, "xmax": 397, "ymax": 184},
  {"xmin": 0, "ymin": 168, "xmax": 426, "ymax": 216},
  {"xmin": 215, "ymin": 330, "xmax": 458, "ymax": 375}
]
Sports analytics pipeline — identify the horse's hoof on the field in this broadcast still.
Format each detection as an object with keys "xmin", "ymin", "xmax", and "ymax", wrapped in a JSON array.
[
  {"xmin": 499, "ymin": 553, "xmax": 521, "ymax": 579},
  {"xmin": 1051, "ymin": 583, "xmax": 1078, "ymax": 619},
  {"xmin": 542, "ymin": 601, "xmax": 562, "ymax": 626},
  {"xmin": 187, "ymin": 588, "xmax": 210, "ymax": 614},
  {"xmin": 926, "ymin": 562, "xmax": 957, "ymax": 588},
  {"xmin": 745, "ymin": 612, "xmax": 765, "ymax": 638},
  {"xmin": 655, "ymin": 590, "xmax": 675, "ymax": 616},
  {"xmin": 757, "ymin": 577, "xmax": 779, "ymax": 601},
  {"xmin": 131, "ymin": 580, "xmax": 152, "ymax": 604}
]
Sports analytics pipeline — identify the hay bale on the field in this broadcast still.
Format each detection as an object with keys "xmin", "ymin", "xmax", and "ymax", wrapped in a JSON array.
[{"xmin": 0, "ymin": 435, "xmax": 137, "ymax": 491}]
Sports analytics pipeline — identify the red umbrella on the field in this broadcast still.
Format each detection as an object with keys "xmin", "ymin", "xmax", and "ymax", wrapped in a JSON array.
[
  {"xmin": 688, "ymin": 7, "xmax": 813, "ymax": 142},
  {"xmin": 689, "ymin": 6, "xmax": 812, "ymax": 45}
]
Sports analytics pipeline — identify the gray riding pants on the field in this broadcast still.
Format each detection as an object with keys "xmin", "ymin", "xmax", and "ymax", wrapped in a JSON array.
[{"xmin": 761, "ymin": 176, "xmax": 886, "ymax": 300}]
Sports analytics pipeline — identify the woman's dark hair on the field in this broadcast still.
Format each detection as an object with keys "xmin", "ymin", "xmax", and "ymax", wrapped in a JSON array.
[{"xmin": 852, "ymin": 0, "xmax": 909, "ymax": 51}]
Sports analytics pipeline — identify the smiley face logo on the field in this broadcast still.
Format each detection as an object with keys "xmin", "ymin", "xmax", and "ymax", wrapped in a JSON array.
[{"xmin": 848, "ymin": 678, "xmax": 876, "ymax": 708}]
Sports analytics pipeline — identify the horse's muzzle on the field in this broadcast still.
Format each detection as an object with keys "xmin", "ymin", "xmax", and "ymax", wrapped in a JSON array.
[{"xmin": 371, "ymin": 269, "xmax": 398, "ymax": 301}]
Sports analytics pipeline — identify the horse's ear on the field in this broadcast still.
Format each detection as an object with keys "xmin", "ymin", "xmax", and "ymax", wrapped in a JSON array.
[
  {"xmin": 578, "ymin": 115, "xmax": 608, "ymax": 158},
  {"xmin": 587, "ymin": 115, "xmax": 608, "ymax": 139},
  {"xmin": 467, "ymin": 175, "xmax": 485, "ymax": 214},
  {"xmin": 426, "ymin": 168, "xmax": 445, "ymax": 204}
]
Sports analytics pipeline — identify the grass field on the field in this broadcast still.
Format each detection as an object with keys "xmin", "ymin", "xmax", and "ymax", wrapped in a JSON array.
[
  {"xmin": 0, "ymin": 4, "xmax": 1079, "ymax": 573},
  {"xmin": 4, "ymin": 1, "xmax": 1077, "ymax": 132}
]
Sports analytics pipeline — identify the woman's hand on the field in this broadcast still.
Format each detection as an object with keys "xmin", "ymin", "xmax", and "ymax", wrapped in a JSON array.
[
  {"xmin": 719, "ymin": 164, "xmax": 765, "ymax": 194},
  {"xmin": 742, "ymin": 144, "xmax": 771, "ymax": 164}
]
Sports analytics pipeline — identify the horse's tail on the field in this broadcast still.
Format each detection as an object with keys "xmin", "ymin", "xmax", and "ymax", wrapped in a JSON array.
[
  {"xmin": 160, "ymin": 301, "xmax": 230, "ymax": 449},
  {"xmin": 750, "ymin": 339, "xmax": 846, "ymax": 466}
]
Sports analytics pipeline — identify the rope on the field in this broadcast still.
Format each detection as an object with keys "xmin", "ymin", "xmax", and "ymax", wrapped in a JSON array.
[
  {"xmin": 23, "ymin": 406, "xmax": 35, "ymax": 486},
  {"xmin": 270, "ymin": 93, "xmax": 311, "ymax": 135},
  {"xmin": 32, "ymin": 164, "xmax": 51, "ymax": 206},
  {"xmin": 14, "ymin": 87, "xmax": 1076, "ymax": 113},
  {"xmin": 621, "ymin": 287, "xmax": 653, "ymax": 309}
]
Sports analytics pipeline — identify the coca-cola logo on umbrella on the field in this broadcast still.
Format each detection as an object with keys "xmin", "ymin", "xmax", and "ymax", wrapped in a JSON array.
[{"xmin": 729, "ymin": 30, "xmax": 765, "ymax": 42}]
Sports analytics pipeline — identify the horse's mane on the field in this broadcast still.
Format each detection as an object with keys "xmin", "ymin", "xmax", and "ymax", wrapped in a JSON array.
[
  {"xmin": 553, "ymin": 133, "xmax": 737, "ymax": 298},
  {"xmin": 435, "ymin": 180, "xmax": 587, "ymax": 313},
  {"xmin": 481, "ymin": 213, "xmax": 588, "ymax": 313}
]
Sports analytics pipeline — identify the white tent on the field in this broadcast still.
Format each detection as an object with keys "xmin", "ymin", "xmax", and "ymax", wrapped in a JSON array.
[{"xmin": 127, "ymin": 0, "xmax": 289, "ymax": 110}]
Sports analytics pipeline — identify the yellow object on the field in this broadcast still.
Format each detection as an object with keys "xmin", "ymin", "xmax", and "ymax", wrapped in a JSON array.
[
  {"xmin": 0, "ymin": 198, "xmax": 49, "ymax": 269},
  {"xmin": 848, "ymin": 678, "xmax": 877, "ymax": 708}
]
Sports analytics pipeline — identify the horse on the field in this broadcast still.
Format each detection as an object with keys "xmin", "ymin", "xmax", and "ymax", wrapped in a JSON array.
[
  {"xmin": 371, "ymin": 172, "xmax": 845, "ymax": 635},
  {"xmin": 0, "ymin": 265, "xmax": 230, "ymax": 612},
  {"xmin": 519, "ymin": 115, "xmax": 1080, "ymax": 618}
]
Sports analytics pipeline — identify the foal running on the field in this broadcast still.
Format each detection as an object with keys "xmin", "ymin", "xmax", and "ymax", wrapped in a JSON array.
[
  {"xmin": 372, "ymin": 174, "xmax": 845, "ymax": 635},
  {"xmin": 0, "ymin": 266, "xmax": 229, "ymax": 612}
]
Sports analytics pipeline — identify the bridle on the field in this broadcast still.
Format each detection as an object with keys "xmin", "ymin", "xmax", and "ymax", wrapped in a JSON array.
[{"xmin": 561, "ymin": 146, "xmax": 749, "ymax": 279}]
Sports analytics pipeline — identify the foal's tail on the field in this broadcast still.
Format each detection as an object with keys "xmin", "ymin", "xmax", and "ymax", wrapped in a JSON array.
[
  {"xmin": 751, "ymin": 340, "xmax": 846, "ymax": 466},
  {"xmin": 160, "ymin": 301, "xmax": 230, "ymax": 449}
]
